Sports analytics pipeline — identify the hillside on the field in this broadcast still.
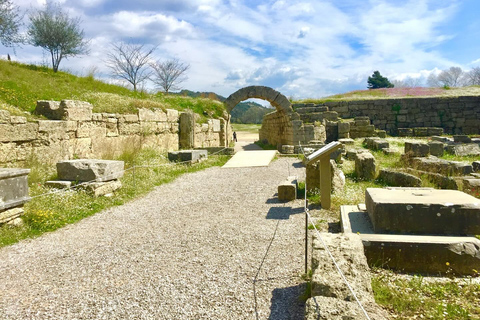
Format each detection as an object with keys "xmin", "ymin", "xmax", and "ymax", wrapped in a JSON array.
[
  {"xmin": 0, "ymin": 60, "xmax": 226, "ymax": 120},
  {"xmin": 230, "ymin": 101, "xmax": 272, "ymax": 124}
]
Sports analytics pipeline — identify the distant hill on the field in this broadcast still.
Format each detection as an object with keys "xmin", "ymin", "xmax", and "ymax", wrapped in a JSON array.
[{"xmin": 175, "ymin": 89, "xmax": 272, "ymax": 124}]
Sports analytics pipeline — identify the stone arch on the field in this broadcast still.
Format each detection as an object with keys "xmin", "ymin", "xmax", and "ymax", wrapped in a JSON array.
[{"xmin": 224, "ymin": 86, "xmax": 293, "ymax": 114}]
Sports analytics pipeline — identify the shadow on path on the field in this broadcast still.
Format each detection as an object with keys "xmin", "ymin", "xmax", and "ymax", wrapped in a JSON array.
[{"xmin": 268, "ymin": 284, "xmax": 306, "ymax": 320}]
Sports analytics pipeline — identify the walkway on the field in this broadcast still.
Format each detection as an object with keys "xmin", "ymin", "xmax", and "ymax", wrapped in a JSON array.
[
  {"xmin": 0, "ymin": 158, "xmax": 306, "ymax": 319},
  {"xmin": 223, "ymin": 130, "xmax": 277, "ymax": 168}
]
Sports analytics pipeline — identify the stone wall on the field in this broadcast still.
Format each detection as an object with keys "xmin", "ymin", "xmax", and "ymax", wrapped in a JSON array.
[
  {"xmin": 322, "ymin": 96, "xmax": 480, "ymax": 135},
  {"xmin": 0, "ymin": 100, "xmax": 228, "ymax": 165}
]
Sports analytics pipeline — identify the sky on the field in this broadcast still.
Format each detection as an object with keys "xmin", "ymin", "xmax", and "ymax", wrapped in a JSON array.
[{"xmin": 4, "ymin": 0, "xmax": 480, "ymax": 100}]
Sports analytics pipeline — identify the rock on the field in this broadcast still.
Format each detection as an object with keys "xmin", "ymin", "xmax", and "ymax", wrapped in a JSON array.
[
  {"xmin": 0, "ymin": 207, "xmax": 24, "ymax": 224},
  {"xmin": 473, "ymin": 161, "xmax": 480, "ymax": 172},
  {"xmin": 446, "ymin": 143, "xmax": 480, "ymax": 156},
  {"xmin": 168, "ymin": 150, "xmax": 208, "ymax": 163},
  {"xmin": 382, "ymin": 148, "xmax": 397, "ymax": 156},
  {"xmin": 59, "ymin": 100, "xmax": 93, "ymax": 121},
  {"xmin": 45, "ymin": 180, "xmax": 73, "ymax": 189},
  {"xmin": 398, "ymin": 128, "xmax": 413, "ymax": 137},
  {"xmin": 338, "ymin": 138, "xmax": 354, "ymax": 145},
  {"xmin": 463, "ymin": 178, "xmax": 480, "ymax": 197},
  {"xmin": 56, "ymin": 159, "xmax": 124, "ymax": 182},
  {"xmin": 331, "ymin": 160, "xmax": 345, "ymax": 193},
  {"xmin": 80, "ymin": 180, "xmax": 122, "ymax": 197},
  {"xmin": 378, "ymin": 169, "xmax": 422, "ymax": 187},
  {"xmin": 278, "ymin": 176, "xmax": 297, "ymax": 201},
  {"xmin": 281, "ymin": 145, "xmax": 295, "ymax": 154},
  {"xmin": 431, "ymin": 135, "xmax": 450, "ymax": 143},
  {"xmin": 454, "ymin": 135, "xmax": 472, "ymax": 143},
  {"xmin": 355, "ymin": 152, "xmax": 376, "ymax": 180},
  {"xmin": 345, "ymin": 148, "xmax": 369, "ymax": 161},
  {"xmin": 404, "ymin": 141, "xmax": 429, "ymax": 157},
  {"xmin": 0, "ymin": 168, "xmax": 31, "ymax": 212},
  {"xmin": 428, "ymin": 141, "xmax": 444, "ymax": 157}
]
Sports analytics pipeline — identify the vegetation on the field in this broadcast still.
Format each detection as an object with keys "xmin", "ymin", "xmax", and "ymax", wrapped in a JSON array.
[
  {"xmin": 27, "ymin": 2, "xmax": 89, "ymax": 72},
  {"xmin": 231, "ymin": 123, "xmax": 261, "ymax": 133},
  {"xmin": 0, "ymin": 0, "xmax": 22, "ymax": 47},
  {"xmin": 0, "ymin": 59, "xmax": 226, "ymax": 119},
  {"xmin": 230, "ymin": 101, "xmax": 272, "ymax": 124},
  {"xmin": 150, "ymin": 58, "xmax": 190, "ymax": 94},
  {"xmin": 367, "ymin": 70, "xmax": 394, "ymax": 89},
  {"xmin": 0, "ymin": 148, "xmax": 229, "ymax": 248}
]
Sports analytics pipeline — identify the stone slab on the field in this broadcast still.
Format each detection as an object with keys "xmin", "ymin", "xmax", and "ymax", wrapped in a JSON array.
[
  {"xmin": 278, "ymin": 176, "xmax": 297, "ymax": 201},
  {"xmin": 341, "ymin": 205, "xmax": 480, "ymax": 275},
  {"xmin": 168, "ymin": 150, "xmax": 208, "ymax": 163},
  {"xmin": 365, "ymin": 188, "xmax": 480, "ymax": 235},
  {"xmin": 56, "ymin": 159, "xmax": 124, "ymax": 182},
  {"xmin": 45, "ymin": 180, "xmax": 73, "ymax": 189},
  {"xmin": 0, "ymin": 168, "xmax": 31, "ymax": 211},
  {"xmin": 80, "ymin": 180, "xmax": 122, "ymax": 197},
  {"xmin": 222, "ymin": 150, "xmax": 277, "ymax": 168},
  {"xmin": 0, "ymin": 207, "xmax": 24, "ymax": 224}
]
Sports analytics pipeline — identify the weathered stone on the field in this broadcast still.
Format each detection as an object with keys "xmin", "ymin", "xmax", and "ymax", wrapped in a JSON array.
[
  {"xmin": 35, "ymin": 100, "xmax": 62, "ymax": 119},
  {"xmin": 0, "ymin": 123, "xmax": 38, "ymax": 142},
  {"xmin": 345, "ymin": 148, "xmax": 369, "ymax": 161},
  {"xmin": 167, "ymin": 150, "xmax": 208, "ymax": 163},
  {"xmin": 331, "ymin": 160, "xmax": 345, "ymax": 193},
  {"xmin": 355, "ymin": 152, "xmax": 376, "ymax": 180},
  {"xmin": 0, "ymin": 168, "xmax": 31, "ymax": 211},
  {"xmin": 305, "ymin": 296, "xmax": 387, "ymax": 320},
  {"xmin": 0, "ymin": 110, "xmax": 10, "ymax": 123},
  {"xmin": 428, "ymin": 141, "xmax": 444, "ymax": 157},
  {"xmin": 56, "ymin": 159, "xmax": 124, "ymax": 182},
  {"xmin": 366, "ymin": 188, "xmax": 480, "ymax": 235},
  {"xmin": 80, "ymin": 179, "xmax": 122, "ymax": 197},
  {"xmin": 382, "ymin": 148, "xmax": 397, "ymax": 156},
  {"xmin": 10, "ymin": 116, "xmax": 27, "ymax": 124},
  {"xmin": 278, "ymin": 176, "xmax": 297, "ymax": 201},
  {"xmin": 281, "ymin": 145, "xmax": 295, "ymax": 154},
  {"xmin": 0, "ymin": 207, "xmax": 24, "ymax": 224},
  {"xmin": 405, "ymin": 168, "xmax": 458, "ymax": 190},
  {"xmin": 337, "ymin": 121, "xmax": 350, "ymax": 134},
  {"xmin": 404, "ymin": 141, "xmax": 429, "ymax": 157},
  {"xmin": 167, "ymin": 109, "xmax": 179, "ymax": 122},
  {"xmin": 338, "ymin": 138, "xmax": 354, "ymax": 145},
  {"xmin": 375, "ymin": 130, "xmax": 387, "ymax": 138},
  {"xmin": 179, "ymin": 111, "xmax": 195, "ymax": 149},
  {"xmin": 431, "ymin": 135, "xmax": 450, "ymax": 142},
  {"xmin": 473, "ymin": 161, "xmax": 480, "ymax": 172},
  {"xmin": 453, "ymin": 135, "xmax": 472, "ymax": 143},
  {"xmin": 398, "ymin": 128, "xmax": 413, "ymax": 137},
  {"xmin": 59, "ymin": 100, "xmax": 93, "ymax": 121},
  {"xmin": 45, "ymin": 180, "xmax": 72, "ymax": 189},
  {"xmin": 378, "ymin": 169, "xmax": 422, "ymax": 187},
  {"xmin": 446, "ymin": 143, "xmax": 480, "ymax": 156}
]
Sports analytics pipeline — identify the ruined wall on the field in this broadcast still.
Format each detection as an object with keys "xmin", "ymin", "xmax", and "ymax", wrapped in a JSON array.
[
  {"xmin": 0, "ymin": 100, "xmax": 228, "ymax": 165},
  {"xmin": 323, "ymin": 96, "xmax": 480, "ymax": 135}
]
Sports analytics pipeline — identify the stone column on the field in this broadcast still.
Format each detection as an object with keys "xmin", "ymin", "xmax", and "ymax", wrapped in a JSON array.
[{"xmin": 179, "ymin": 111, "xmax": 195, "ymax": 149}]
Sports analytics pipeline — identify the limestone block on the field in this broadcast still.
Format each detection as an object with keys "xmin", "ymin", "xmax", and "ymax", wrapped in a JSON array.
[
  {"xmin": 454, "ymin": 135, "xmax": 472, "ymax": 143},
  {"xmin": 354, "ymin": 119, "xmax": 370, "ymax": 126},
  {"xmin": 446, "ymin": 144, "xmax": 480, "ymax": 156},
  {"xmin": 473, "ymin": 161, "xmax": 480, "ymax": 172},
  {"xmin": 365, "ymin": 188, "xmax": 480, "ymax": 235},
  {"xmin": 463, "ymin": 178, "xmax": 480, "ymax": 197},
  {"xmin": 81, "ymin": 179, "xmax": 122, "ymax": 197},
  {"xmin": 404, "ymin": 141, "xmax": 430, "ymax": 157},
  {"xmin": 66, "ymin": 121, "xmax": 77, "ymax": 132},
  {"xmin": 378, "ymin": 169, "xmax": 422, "ymax": 187},
  {"xmin": 92, "ymin": 113, "xmax": 102, "ymax": 121},
  {"xmin": 428, "ymin": 141, "xmax": 444, "ymax": 157},
  {"xmin": 278, "ymin": 176, "xmax": 297, "ymax": 201},
  {"xmin": 168, "ymin": 150, "xmax": 207, "ymax": 163},
  {"xmin": 427, "ymin": 127, "xmax": 444, "ymax": 136},
  {"xmin": 0, "ymin": 123, "xmax": 38, "ymax": 142},
  {"xmin": 118, "ymin": 122, "xmax": 140, "ymax": 135},
  {"xmin": 212, "ymin": 119, "xmax": 221, "ymax": 132},
  {"xmin": 345, "ymin": 148, "xmax": 369, "ymax": 161},
  {"xmin": 355, "ymin": 152, "xmax": 376, "ymax": 180},
  {"xmin": 10, "ymin": 116, "xmax": 27, "ymax": 124},
  {"xmin": 337, "ymin": 121, "xmax": 350, "ymax": 134},
  {"xmin": 0, "ymin": 143, "xmax": 17, "ymax": 163},
  {"xmin": 0, "ymin": 168, "xmax": 31, "ymax": 211},
  {"xmin": 35, "ymin": 100, "xmax": 62, "ymax": 119},
  {"xmin": 0, "ymin": 207, "xmax": 24, "ymax": 225},
  {"xmin": 382, "ymin": 148, "xmax": 398, "ymax": 156},
  {"xmin": 375, "ymin": 130, "xmax": 387, "ymax": 138},
  {"xmin": 305, "ymin": 296, "xmax": 388, "ymax": 320},
  {"xmin": 167, "ymin": 109, "xmax": 179, "ymax": 122},
  {"xmin": 398, "ymin": 128, "xmax": 413, "ymax": 137},
  {"xmin": 0, "ymin": 110, "xmax": 10, "ymax": 123},
  {"xmin": 45, "ymin": 180, "xmax": 72, "ymax": 189},
  {"xmin": 56, "ymin": 159, "xmax": 124, "ymax": 182},
  {"xmin": 281, "ymin": 145, "xmax": 295, "ymax": 154},
  {"xmin": 331, "ymin": 160, "xmax": 345, "ymax": 193},
  {"xmin": 413, "ymin": 127, "xmax": 428, "ymax": 136},
  {"xmin": 138, "ymin": 108, "xmax": 166, "ymax": 122},
  {"xmin": 60, "ymin": 100, "xmax": 93, "ymax": 121},
  {"xmin": 123, "ymin": 114, "xmax": 139, "ymax": 123}
]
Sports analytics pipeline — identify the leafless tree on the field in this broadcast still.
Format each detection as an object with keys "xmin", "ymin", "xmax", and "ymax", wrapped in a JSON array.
[
  {"xmin": 427, "ymin": 73, "xmax": 441, "ymax": 87},
  {"xmin": 437, "ymin": 66, "xmax": 464, "ymax": 87},
  {"xmin": 465, "ymin": 67, "xmax": 480, "ymax": 86},
  {"xmin": 150, "ymin": 58, "xmax": 190, "ymax": 94},
  {"xmin": 392, "ymin": 76, "xmax": 423, "ymax": 88},
  {"xmin": 105, "ymin": 42, "xmax": 156, "ymax": 92}
]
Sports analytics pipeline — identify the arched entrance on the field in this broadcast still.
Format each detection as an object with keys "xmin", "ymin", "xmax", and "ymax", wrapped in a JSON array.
[{"xmin": 223, "ymin": 86, "xmax": 293, "ymax": 114}]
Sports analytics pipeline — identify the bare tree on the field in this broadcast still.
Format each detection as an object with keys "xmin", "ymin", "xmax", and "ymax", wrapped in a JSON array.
[
  {"xmin": 465, "ymin": 67, "xmax": 480, "ymax": 86},
  {"xmin": 427, "ymin": 72, "xmax": 441, "ymax": 87},
  {"xmin": 0, "ymin": 0, "xmax": 23, "ymax": 48},
  {"xmin": 105, "ymin": 42, "xmax": 156, "ymax": 92},
  {"xmin": 437, "ymin": 66, "xmax": 464, "ymax": 87},
  {"xmin": 392, "ymin": 76, "xmax": 423, "ymax": 88},
  {"xmin": 150, "ymin": 58, "xmax": 190, "ymax": 94},
  {"xmin": 28, "ymin": 2, "xmax": 89, "ymax": 72}
]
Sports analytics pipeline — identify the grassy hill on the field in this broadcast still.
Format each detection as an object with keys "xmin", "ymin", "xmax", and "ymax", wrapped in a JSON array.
[{"xmin": 0, "ymin": 59, "xmax": 226, "ymax": 120}]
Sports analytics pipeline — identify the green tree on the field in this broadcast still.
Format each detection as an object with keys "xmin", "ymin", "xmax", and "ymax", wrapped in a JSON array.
[
  {"xmin": 0, "ymin": 0, "xmax": 22, "ymax": 47},
  {"xmin": 367, "ymin": 70, "xmax": 394, "ymax": 89},
  {"xmin": 28, "ymin": 2, "xmax": 89, "ymax": 72}
]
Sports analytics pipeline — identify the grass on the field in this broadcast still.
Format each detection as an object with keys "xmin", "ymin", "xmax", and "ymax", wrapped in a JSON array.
[
  {"xmin": 297, "ymin": 86, "xmax": 480, "ymax": 104},
  {"xmin": 372, "ymin": 269, "xmax": 480, "ymax": 319},
  {"xmin": 0, "ymin": 148, "xmax": 229, "ymax": 248},
  {"xmin": 0, "ymin": 59, "xmax": 226, "ymax": 121},
  {"xmin": 231, "ymin": 123, "xmax": 261, "ymax": 133}
]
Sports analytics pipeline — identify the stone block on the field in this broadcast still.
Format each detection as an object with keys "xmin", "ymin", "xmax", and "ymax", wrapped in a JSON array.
[
  {"xmin": 473, "ymin": 161, "xmax": 480, "ymax": 173},
  {"xmin": 167, "ymin": 109, "xmax": 179, "ymax": 122},
  {"xmin": 35, "ymin": 100, "xmax": 62, "ymax": 119},
  {"xmin": 345, "ymin": 148, "xmax": 368, "ymax": 161},
  {"xmin": 0, "ymin": 123, "xmax": 38, "ymax": 142},
  {"xmin": 60, "ymin": 100, "xmax": 93, "ymax": 121},
  {"xmin": 382, "ymin": 148, "xmax": 397, "ymax": 156},
  {"xmin": 0, "ymin": 110, "xmax": 10, "ymax": 123},
  {"xmin": 427, "ymin": 127, "xmax": 444, "ymax": 136},
  {"xmin": 167, "ymin": 150, "xmax": 208, "ymax": 163},
  {"xmin": 404, "ymin": 141, "xmax": 429, "ymax": 157},
  {"xmin": 56, "ymin": 159, "xmax": 124, "ymax": 182},
  {"xmin": 45, "ymin": 180, "xmax": 72, "ymax": 189},
  {"xmin": 378, "ymin": 169, "xmax": 422, "ymax": 187},
  {"xmin": 454, "ymin": 135, "xmax": 472, "ymax": 143},
  {"xmin": 0, "ymin": 168, "xmax": 31, "ymax": 211},
  {"xmin": 431, "ymin": 136, "xmax": 449, "ymax": 143},
  {"xmin": 428, "ymin": 141, "xmax": 444, "ymax": 157},
  {"xmin": 80, "ymin": 179, "xmax": 122, "ymax": 197},
  {"xmin": 397, "ymin": 128, "xmax": 413, "ymax": 137},
  {"xmin": 375, "ymin": 130, "xmax": 386, "ymax": 138},
  {"xmin": 281, "ymin": 145, "xmax": 295, "ymax": 154},
  {"xmin": 463, "ymin": 178, "xmax": 480, "ymax": 197},
  {"xmin": 365, "ymin": 188, "xmax": 480, "ymax": 235},
  {"xmin": 278, "ymin": 176, "xmax": 297, "ymax": 201},
  {"xmin": 338, "ymin": 138, "xmax": 354, "ymax": 145},
  {"xmin": 355, "ymin": 152, "xmax": 376, "ymax": 180},
  {"xmin": 446, "ymin": 144, "xmax": 480, "ymax": 156},
  {"xmin": 10, "ymin": 116, "xmax": 27, "ymax": 124},
  {"xmin": 0, "ymin": 207, "xmax": 24, "ymax": 225},
  {"xmin": 138, "ymin": 108, "xmax": 166, "ymax": 122}
]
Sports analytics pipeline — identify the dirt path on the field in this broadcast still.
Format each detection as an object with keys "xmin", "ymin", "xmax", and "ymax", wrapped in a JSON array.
[{"xmin": 0, "ymin": 158, "xmax": 307, "ymax": 319}]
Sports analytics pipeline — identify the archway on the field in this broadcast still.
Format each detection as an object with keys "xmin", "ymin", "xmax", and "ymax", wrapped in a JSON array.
[{"xmin": 223, "ymin": 86, "xmax": 293, "ymax": 114}]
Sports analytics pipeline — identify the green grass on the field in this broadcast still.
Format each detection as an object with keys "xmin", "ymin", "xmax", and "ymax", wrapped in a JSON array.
[
  {"xmin": 0, "ymin": 148, "xmax": 229, "ymax": 248},
  {"xmin": 231, "ymin": 123, "xmax": 261, "ymax": 133},
  {"xmin": 372, "ymin": 270, "xmax": 480, "ymax": 319},
  {"xmin": 0, "ymin": 60, "xmax": 226, "ymax": 120}
]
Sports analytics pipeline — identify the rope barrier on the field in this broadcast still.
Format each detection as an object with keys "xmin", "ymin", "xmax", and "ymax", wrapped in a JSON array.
[{"xmin": 299, "ymin": 143, "xmax": 371, "ymax": 320}]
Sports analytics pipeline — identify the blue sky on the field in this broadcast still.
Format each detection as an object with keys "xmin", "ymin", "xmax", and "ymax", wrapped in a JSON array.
[{"xmin": 5, "ymin": 0, "xmax": 480, "ymax": 99}]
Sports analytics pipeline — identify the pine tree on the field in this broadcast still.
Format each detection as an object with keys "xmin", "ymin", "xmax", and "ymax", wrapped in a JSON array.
[{"xmin": 367, "ymin": 71, "xmax": 394, "ymax": 89}]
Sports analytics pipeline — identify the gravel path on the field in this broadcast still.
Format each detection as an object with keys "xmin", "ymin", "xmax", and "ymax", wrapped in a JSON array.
[{"xmin": 0, "ymin": 158, "xmax": 307, "ymax": 319}]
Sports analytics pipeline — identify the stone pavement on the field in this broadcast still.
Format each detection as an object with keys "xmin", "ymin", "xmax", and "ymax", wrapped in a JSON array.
[{"xmin": 223, "ymin": 130, "xmax": 277, "ymax": 168}]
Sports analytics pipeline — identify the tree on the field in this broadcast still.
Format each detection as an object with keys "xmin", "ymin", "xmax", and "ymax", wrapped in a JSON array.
[
  {"xmin": 150, "ymin": 58, "xmax": 190, "ymax": 94},
  {"xmin": 367, "ymin": 71, "xmax": 394, "ymax": 89},
  {"xmin": 105, "ymin": 42, "xmax": 156, "ymax": 92},
  {"xmin": 465, "ymin": 67, "xmax": 480, "ymax": 86},
  {"xmin": 0, "ymin": 0, "xmax": 22, "ymax": 47},
  {"xmin": 28, "ymin": 2, "xmax": 89, "ymax": 72},
  {"xmin": 437, "ymin": 67, "xmax": 464, "ymax": 87}
]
